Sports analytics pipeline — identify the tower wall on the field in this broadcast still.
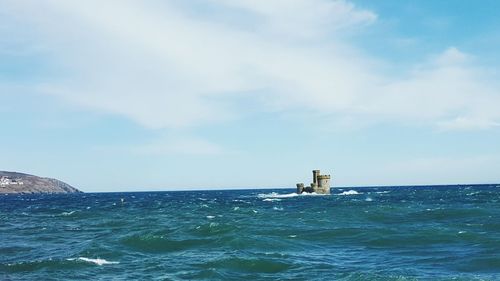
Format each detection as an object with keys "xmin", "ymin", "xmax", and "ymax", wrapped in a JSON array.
[
  {"xmin": 317, "ymin": 175, "xmax": 331, "ymax": 194},
  {"xmin": 296, "ymin": 183, "xmax": 304, "ymax": 194},
  {"xmin": 312, "ymin": 170, "xmax": 320, "ymax": 186}
]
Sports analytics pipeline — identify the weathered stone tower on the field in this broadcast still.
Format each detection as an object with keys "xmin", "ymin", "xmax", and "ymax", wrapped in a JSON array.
[
  {"xmin": 296, "ymin": 170, "xmax": 331, "ymax": 194},
  {"xmin": 316, "ymin": 174, "xmax": 331, "ymax": 194},
  {"xmin": 296, "ymin": 183, "xmax": 304, "ymax": 194},
  {"xmin": 313, "ymin": 170, "xmax": 320, "ymax": 185}
]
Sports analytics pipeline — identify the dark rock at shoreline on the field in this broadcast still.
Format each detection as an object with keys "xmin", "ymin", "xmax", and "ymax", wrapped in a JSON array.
[{"xmin": 0, "ymin": 171, "xmax": 82, "ymax": 194}]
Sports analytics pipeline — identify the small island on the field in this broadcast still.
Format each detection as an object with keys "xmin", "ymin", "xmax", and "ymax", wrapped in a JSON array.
[
  {"xmin": 296, "ymin": 170, "xmax": 331, "ymax": 194},
  {"xmin": 0, "ymin": 171, "xmax": 81, "ymax": 194}
]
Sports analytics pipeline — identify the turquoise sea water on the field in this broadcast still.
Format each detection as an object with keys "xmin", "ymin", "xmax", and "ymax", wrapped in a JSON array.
[{"xmin": 1, "ymin": 185, "xmax": 499, "ymax": 280}]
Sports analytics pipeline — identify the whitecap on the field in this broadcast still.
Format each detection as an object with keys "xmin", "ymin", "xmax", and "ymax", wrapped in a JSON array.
[
  {"xmin": 336, "ymin": 190, "xmax": 361, "ymax": 196},
  {"xmin": 233, "ymin": 206, "xmax": 240, "ymax": 211},
  {"xmin": 258, "ymin": 192, "xmax": 327, "ymax": 199},
  {"xmin": 61, "ymin": 211, "xmax": 76, "ymax": 216},
  {"xmin": 365, "ymin": 197, "xmax": 373, "ymax": 202},
  {"xmin": 206, "ymin": 215, "xmax": 215, "ymax": 219},
  {"xmin": 273, "ymin": 206, "xmax": 284, "ymax": 211},
  {"xmin": 258, "ymin": 192, "xmax": 298, "ymax": 199},
  {"xmin": 263, "ymin": 198, "xmax": 282, "ymax": 202},
  {"xmin": 458, "ymin": 231, "xmax": 466, "ymax": 234},
  {"xmin": 68, "ymin": 257, "xmax": 119, "ymax": 266},
  {"xmin": 466, "ymin": 192, "xmax": 480, "ymax": 196}
]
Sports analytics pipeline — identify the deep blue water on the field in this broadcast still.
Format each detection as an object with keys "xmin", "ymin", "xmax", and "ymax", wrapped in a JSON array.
[{"xmin": 1, "ymin": 185, "xmax": 500, "ymax": 280}]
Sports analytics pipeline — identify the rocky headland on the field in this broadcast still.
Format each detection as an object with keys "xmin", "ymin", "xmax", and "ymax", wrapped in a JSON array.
[{"xmin": 0, "ymin": 171, "xmax": 81, "ymax": 194}]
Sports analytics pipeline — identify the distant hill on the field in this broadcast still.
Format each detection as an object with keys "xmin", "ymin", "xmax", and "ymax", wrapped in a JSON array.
[{"xmin": 0, "ymin": 171, "xmax": 82, "ymax": 194}]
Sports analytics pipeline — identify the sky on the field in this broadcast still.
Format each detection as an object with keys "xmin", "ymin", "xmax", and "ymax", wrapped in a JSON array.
[{"xmin": 1, "ymin": 0, "xmax": 500, "ymax": 192}]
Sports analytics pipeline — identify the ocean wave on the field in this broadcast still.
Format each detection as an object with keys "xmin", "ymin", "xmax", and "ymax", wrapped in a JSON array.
[
  {"xmin": 336, "ymin": 190, "xmax": 361, "ymax": 196},
  {"xmin": 258, "ymin": 192, "xmax": 327, "ymax": 199},
  {"xmin": 199, "ymin": 257, "xmax": 293, "ymax": 274},
  {"xmin": 3, "ymin": 256, "xmax": 119, "ymax": 273},
  {"xmin": 68, "ymin": 257, "xmax": 119, "ymax": 266},
  {"xmin": 263, "ymin": 198, "xmax": 282, "ymax": 202},
  {"xmin": 122, "ymin": 234, "xmax": 213, "ymax": 252},
  {"xmin": 61, "ymin": 211, "xmax": 76, "ymax": 216},
  {"xmin": 466, "ymin": 192, "xmax": 480, "ymax": 196}
]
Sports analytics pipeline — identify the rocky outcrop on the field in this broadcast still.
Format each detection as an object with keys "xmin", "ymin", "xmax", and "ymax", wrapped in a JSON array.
[{"xmin": 0, "ymin": 171, "xmax": 82, "ymax": 194}]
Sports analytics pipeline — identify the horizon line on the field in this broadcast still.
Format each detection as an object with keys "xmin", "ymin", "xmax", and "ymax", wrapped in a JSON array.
[{"xmin": 80, "ymin": 182, "xmax": 500, "ymax": 193}]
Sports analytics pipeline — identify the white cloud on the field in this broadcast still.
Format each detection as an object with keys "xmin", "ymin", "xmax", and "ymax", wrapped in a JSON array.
[
  {"xmin": 437, "ymin": 117, "xmax": 500, "ymax": 131},
  {"xmin": 2, "ymin": 0, "xmax": 500, "ymax": 130},
  {"xmin": 376, "ymin": 155, "xmax": 500, "ymax": 185},
  {"xmin": 215, "ymin": 0, "xmax": 377, "ymax": 39},
  {"xmin": 133, "ymin": 135, "xmax": 226, "ymax": 156}
]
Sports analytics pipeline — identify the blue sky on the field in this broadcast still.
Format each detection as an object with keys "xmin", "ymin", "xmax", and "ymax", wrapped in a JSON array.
[{"xmin": 1, "ymin": 0, "xmax": 500, "ymax": 192}]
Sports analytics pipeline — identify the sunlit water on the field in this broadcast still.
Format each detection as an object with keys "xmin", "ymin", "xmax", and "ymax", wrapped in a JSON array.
[{"xmin": 1, "ymin": 185, "xmax": 499, "ymax": 280}]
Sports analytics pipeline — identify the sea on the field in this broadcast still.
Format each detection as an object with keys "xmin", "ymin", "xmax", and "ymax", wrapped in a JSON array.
[{"xmin": 1, "ymin": 185, "xmax": 499, "ymax": 281}]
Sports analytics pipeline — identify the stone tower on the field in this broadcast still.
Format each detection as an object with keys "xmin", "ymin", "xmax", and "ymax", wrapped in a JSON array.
[
  {"xmin": 316, "ymin": 174, "xmax": 331, "ymax": 194},
  {"xmin": 296, "ymin": 183, "xmax": 305, "ymax": 194},
  {"xmin": 296, "ymin": 170, "xmax": 332, "ymax": 194},
  {"xmin": 312, "ymin": 170, "xmax": 320, "ymax": 186}
]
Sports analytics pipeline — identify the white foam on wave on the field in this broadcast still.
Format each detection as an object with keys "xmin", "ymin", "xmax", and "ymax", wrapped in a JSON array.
[
  {"xmin": 258, "ymin": 192, "xmax": 327, "ymax": 199},
  {"xmin": 61, "ymin": 211, "xmax": 76, "ymax": 216},
  {"xmin": 336, "ymin": 190, "xmax": 361, "ymax": 196},
  {"xmin": 258, "ymin": 192, "xmax": 298, "ymax": 198},
  {"xmin": 466, "ymin": 192, "xmax": 480, "ymax": 196},
  {"xmin": 68, "ymin": 257, "xmax": 119, "ymax": 266},
  {"xmin": 206, "ymin": 215, "xmax": 215, "ymax": 219},
  {"xmin": 263, "ymin": 198, "xmax": 282, "ymax": 202}
]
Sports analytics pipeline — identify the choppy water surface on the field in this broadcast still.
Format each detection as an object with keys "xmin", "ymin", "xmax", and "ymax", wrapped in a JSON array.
[{"xmin": 1, "ymin": 185, "xmax": 499, "ymax": 280}]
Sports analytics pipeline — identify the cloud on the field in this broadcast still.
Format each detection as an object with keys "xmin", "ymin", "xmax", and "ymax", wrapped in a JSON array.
[
  {"xmin": 132, "ymin": 135, "xmax": 226, "ymax": 156},
  {"xmin": 377, "ymin": 154, "xmax": 500, "ymax": 185},
  {"xmin": 214, "ymin": 0, "xmax": 377, "ymax": 39},
  {"xmin": 437, "ymin": 117, "xmax": 500, "ymax": 131},
  {"xmin": 1, "ymin": 0, "xmax": 500, "ymax": 130}
]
